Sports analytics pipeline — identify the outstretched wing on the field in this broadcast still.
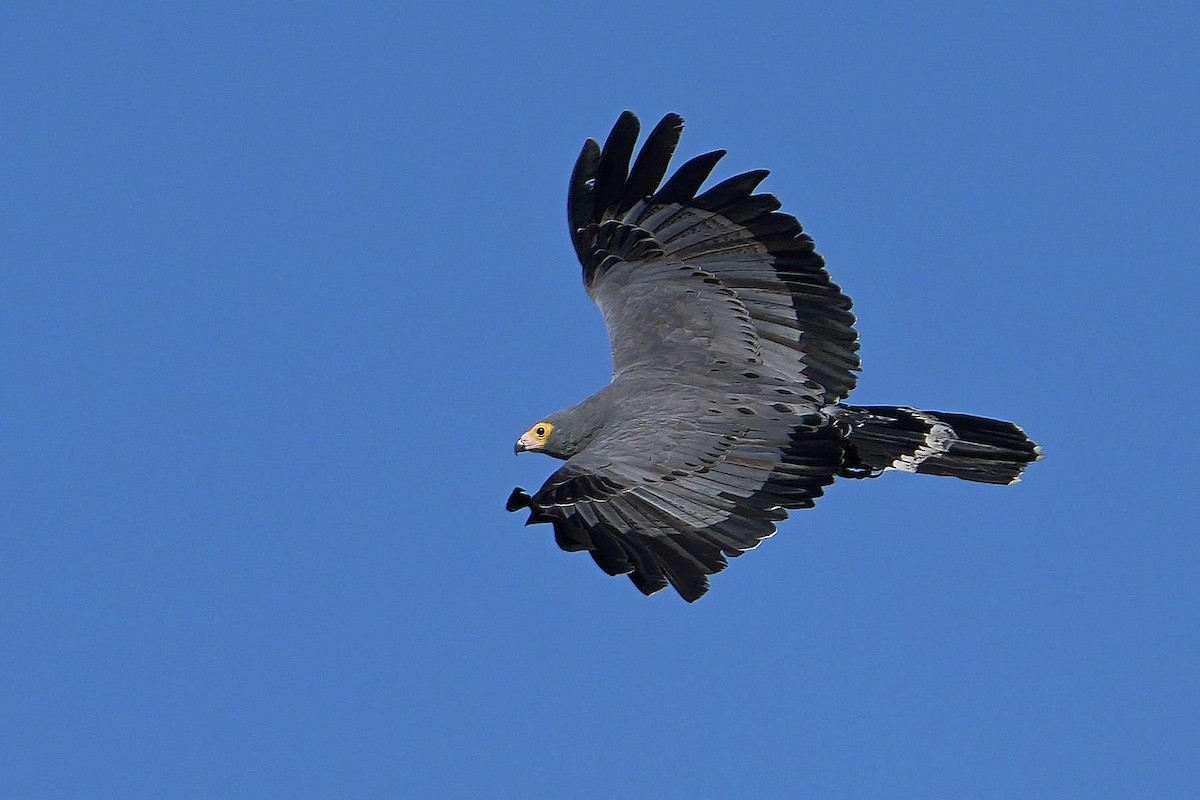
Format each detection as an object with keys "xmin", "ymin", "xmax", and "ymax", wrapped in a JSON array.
[
  {"xmin": 508, "ymin": 407, "xmax": 845, "ymax": 601},
  {"xmin": 569, "ymin": 111, "xmax": 861, "ymax": 403}
]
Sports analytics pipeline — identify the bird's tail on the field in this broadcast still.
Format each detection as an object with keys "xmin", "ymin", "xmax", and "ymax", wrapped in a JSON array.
[{"xmin": 836, "ymin": 405, "xmax": 1042, "ymax": 485}]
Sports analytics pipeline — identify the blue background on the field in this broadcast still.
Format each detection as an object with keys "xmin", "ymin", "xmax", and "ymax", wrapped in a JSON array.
[{"xmin": 3, "ymin": 3, "xmax": 1197, "ymax": 798}]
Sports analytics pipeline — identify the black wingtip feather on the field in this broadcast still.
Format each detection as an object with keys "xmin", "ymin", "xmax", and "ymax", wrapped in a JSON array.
[
  {"xmin": 653, "ymin": 150, "xmax": 727, "ymax": 204},
  {"xmin": 586, "ymin": 526, "xmax": 635, "ymax": 577},
  {"xmin": 592, "ymin": 111, "xmax": 641, "ymax": 222},
  {"xmin": 646, "ymin": 537, "xmax": 725, "ymax": 602},
  {"xmin": 551, "ymin": 518, "xmax": 595, "ymax": 552},
  {"xmin": 568, "ymin": 139, "xmax": 602, "ymax": 263},
  {"xmin": 621, "ymin": 113, "xmax": 684, "ymax": 213},
  {"xmin": 693, "ymin": 169, "xmax": 772, "ymax": 212}
]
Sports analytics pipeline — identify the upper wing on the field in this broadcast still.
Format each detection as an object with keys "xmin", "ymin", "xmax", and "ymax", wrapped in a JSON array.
[
  {"xmin": 507, "ymin": 405, "xmax": 845, "ymax": 601},
  {"xmin": 569, "ymin": 112, "xmax": 860, "ymax": 403}
]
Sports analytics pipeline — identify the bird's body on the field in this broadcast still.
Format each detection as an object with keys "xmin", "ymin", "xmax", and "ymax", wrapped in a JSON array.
[{"xmin": 510, "ymin": 111, "xmax": 1041, "ymax": 601}]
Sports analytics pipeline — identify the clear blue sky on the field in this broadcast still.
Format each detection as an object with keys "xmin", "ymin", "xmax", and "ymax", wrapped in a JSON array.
[{"xmin": 3, "ymin": 3, "xmax": 1197, "ymax": 798}]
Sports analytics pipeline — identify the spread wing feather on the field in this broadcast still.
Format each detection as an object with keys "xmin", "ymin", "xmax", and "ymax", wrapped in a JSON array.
[
  {"xmin": 571, "ymin": 112, "xmax": 860, "ymax": 403},
  {"xmin": 512, "ymin": 411, "xmax": 844, "ymax": 601},
  {"xmin": 622, "ymin": 113, "xmax": 684, "ymax": 213}
]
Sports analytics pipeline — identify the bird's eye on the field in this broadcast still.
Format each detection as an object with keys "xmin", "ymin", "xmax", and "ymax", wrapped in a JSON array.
[{"xmin": 535, "ymin": 426, "xmax": 546, "ymax": 438}]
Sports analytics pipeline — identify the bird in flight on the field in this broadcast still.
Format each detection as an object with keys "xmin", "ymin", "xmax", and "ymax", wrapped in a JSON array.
[{"xmin": 509, "ymin": 111, "xmax": 1041, "ymax": 601}]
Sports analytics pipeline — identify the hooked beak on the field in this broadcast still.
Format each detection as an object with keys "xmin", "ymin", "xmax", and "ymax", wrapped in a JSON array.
[{"xmin": 514, "ymin": 431, "xmax": 537, "ymax": 454}]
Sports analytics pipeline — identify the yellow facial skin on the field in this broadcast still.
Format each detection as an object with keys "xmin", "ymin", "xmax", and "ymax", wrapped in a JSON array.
[
  {"xmin": 530, "ymin": 422, "xmax": 552, "ymax": 444},
  {"xmin": 515, "ymin": 421, "xmax": 554, "ymax": 453}
]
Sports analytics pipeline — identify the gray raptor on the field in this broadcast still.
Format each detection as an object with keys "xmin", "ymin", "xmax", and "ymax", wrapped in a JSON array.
[{"xmin": 509, "ymin": 111, "xmax": 1041, "ymax": 601}]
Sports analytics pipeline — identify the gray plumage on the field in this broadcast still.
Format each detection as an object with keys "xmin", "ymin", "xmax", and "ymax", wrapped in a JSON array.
[{"xmin": 510, "ymin": 111, "xmax": 1042, "ymax": 601}]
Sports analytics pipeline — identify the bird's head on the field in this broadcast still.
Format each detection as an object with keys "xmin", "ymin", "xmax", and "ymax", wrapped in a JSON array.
[
  {"xmin": 515, "ymin": 420, "xmax": 556, "ymax": 455},
  {"xmin": 516, "ymin": 397, "xmax": 608, "ymax": 460}
]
